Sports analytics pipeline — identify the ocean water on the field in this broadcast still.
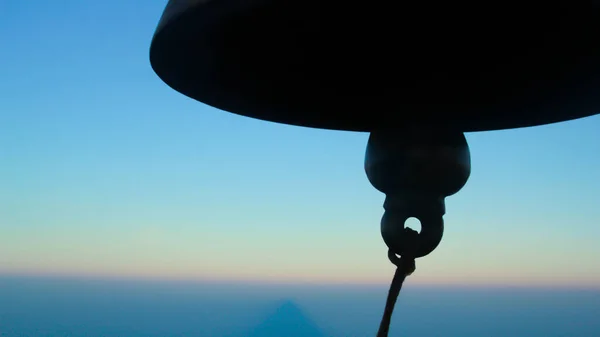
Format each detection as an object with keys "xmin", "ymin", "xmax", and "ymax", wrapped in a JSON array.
[{"xmin": 0, "ymin": 276, "xmax": 598, "ymax": 337}]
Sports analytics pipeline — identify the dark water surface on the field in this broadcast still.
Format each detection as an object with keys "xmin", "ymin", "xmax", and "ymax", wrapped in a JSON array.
[{"xmin": 1, "ymin": 276, "xmax": 598, "ymax": 336}]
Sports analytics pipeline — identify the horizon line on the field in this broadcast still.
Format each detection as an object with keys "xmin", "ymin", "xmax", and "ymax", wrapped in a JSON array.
[{"xmin": 1, "ymin": 271, "xmax": 599, "ymax": 291}]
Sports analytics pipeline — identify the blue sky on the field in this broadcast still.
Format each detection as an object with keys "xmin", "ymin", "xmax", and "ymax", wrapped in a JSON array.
[{"xmin": 1, "ymin": 0, "xmax": 599, "ymax": 287}]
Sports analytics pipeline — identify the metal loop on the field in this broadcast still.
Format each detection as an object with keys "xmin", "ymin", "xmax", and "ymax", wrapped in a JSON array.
[{"xmin": 381, "ymin": 211, "xmax": 444, "ymax": 258}]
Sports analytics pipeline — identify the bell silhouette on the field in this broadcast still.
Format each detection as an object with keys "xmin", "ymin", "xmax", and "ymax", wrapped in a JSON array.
[
  {"xmin": 150, "ymin": 1, "xmax": 600, "ymax": 131},
  {"xmin": 149, "ymin": 4, "xmax": 600, "ymax": 336}
]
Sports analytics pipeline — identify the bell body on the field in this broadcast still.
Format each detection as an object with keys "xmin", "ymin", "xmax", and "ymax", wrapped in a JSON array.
[{"xmin": 150, "ymin": 1, "xmax": 600, "ymax": 132}]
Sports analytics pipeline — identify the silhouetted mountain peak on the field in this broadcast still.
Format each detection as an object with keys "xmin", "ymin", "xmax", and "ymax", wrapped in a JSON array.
[
  {"xmin": 271, "ymin": 300, "xmax": 304, "ymax": 316},
  {"xmin": 245, "ymin": 300, "xmax": 325, "ymax": 337}
]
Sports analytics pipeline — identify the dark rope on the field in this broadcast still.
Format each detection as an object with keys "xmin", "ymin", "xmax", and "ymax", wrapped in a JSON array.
[
  {"xmin": 377, "ymin": 228, "xmax": 419, "ymax": 337},
  {"xmin": 376, "ymin": 251, "xmax": 415, "ymax": 337}
]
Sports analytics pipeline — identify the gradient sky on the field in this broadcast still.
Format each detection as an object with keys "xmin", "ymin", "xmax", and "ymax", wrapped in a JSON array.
[{"xmin": 1, "ymin": 0, "xmax": 599, "ymax": 287}]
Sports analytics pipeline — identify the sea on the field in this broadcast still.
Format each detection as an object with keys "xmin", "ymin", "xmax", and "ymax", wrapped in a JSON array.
[{"xmin": 1, "ymin": 275, "xmax": 598, "ymax": 337}]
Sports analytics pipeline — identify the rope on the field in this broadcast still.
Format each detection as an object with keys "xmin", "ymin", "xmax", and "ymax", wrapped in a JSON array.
[{"xmin": 376, "ymin": 229, "xmax": 418, "ymax": 337}]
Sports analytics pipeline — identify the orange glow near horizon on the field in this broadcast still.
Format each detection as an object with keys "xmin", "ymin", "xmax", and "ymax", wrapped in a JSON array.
[{"xmin": 1, "ymin": 223, "xmax": 599, "ymax": 289}]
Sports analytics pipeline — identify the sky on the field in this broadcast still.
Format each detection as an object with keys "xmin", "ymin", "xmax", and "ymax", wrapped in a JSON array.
[{"xmin": 1, "ymin": 0, "xmax": 599, "ymax": 288}]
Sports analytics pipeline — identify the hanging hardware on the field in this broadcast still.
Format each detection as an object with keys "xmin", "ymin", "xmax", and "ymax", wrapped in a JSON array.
[{"xmin": 365, "ymin": 128, "xmax": 471, "ymax": 336}]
